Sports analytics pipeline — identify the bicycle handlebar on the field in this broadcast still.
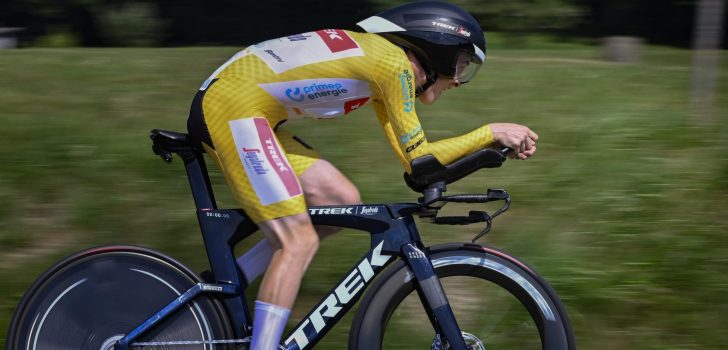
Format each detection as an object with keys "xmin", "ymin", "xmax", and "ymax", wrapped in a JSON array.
[{"xmin": 403, "ymin": 147, "xmax": 509, "ymax": 193}]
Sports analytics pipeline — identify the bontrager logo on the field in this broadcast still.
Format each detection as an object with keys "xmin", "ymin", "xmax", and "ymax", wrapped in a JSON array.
[{"xmin": 285, "ymin": 241, "xmax": 392, "ymax": 349}]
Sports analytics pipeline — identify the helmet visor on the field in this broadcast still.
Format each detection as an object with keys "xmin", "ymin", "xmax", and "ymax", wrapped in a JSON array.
[{"xmin": 453, "ymin": 49, "xmax": 483, "ymax": 84}]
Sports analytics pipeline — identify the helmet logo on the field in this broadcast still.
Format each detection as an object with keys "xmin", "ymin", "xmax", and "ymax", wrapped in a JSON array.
[
  {"xmin": 432, "ymin": 21, "xmax": 471, "ymax": 38},
  {"xmin": 457, "ymin": 27, "xmax": 471, "ymax": 37}
]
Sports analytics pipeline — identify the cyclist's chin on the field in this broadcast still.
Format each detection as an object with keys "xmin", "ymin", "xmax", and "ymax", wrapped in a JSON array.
[{"xmin": 418, "ymin": 91, "xmax": 440, "ymax": 105}]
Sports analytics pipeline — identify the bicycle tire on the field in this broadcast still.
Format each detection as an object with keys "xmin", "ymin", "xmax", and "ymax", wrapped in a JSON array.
[
  {"xmin": 349, "ymin": 243, "xmax": 575, "ymax": 350},
  {"xmin": 6, "ymin": 245, "xmax": 235, "ymax": 350}
]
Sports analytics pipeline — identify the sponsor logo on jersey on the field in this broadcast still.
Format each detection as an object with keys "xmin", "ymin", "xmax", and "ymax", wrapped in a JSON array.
[
  {"xmin": 344, "ymin": 97, "xmax": 370, "ymax": 114},
  {"xmin": 287, "ymin": 33, "xmax": 312, "ymax": 42},
  {"xmin": 399, "ymin": 69, "xmax": 415, "ymax": 112},
  {"xmin": 285, "ymin": 87, "xmax": 305, "ymax": 102},
  {"xmin": 400, "ymin": 124, "xmax": 423, "ymax": 145},
  {"xmin": 315, "ymin": 29, "xmax": 359, "ymax": 53},
  {"xmin": 285, "ymin": 241, "xmax": 392, "ymax": 349},
  {"xmin": 264, "ymin": 49, "xmax": 284, "ymax": 62},
  {"xmin": 230, "ymin": 118, "xmax": 302, "ymax": 205},
  {"xmin": 250, "ymin": 31, "xmax": 364, "ymax": 74},
  {"xmin": 242, "ymin": 147, "xmax": 267, "ymax": 175},
  {"xmin": 259, "ymin": 79, "xmax": 371, "ymax": 119},
  {"xmin": 284, "ymin": 82, "xmax": 349, "ymax": 102},
  {"xmin": 406, "ymin": 137, "xmax": 426, "ymax": 153}
]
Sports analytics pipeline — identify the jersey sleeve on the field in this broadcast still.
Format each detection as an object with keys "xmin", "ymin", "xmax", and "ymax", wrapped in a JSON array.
[{"xmin": 370, "ymin": 47, "xmax": 495, "ymax": 174}]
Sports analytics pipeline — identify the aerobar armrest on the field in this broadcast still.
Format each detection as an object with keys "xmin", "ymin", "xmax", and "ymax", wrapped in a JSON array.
[{"xmin": 403, "ymin": 148, "xmax": 507, "ymax": 192}]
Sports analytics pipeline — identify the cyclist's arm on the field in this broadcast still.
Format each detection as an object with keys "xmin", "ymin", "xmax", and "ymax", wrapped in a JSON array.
[{"xmin": 371, "ymin": 52, "xmax": 495, "ymax": 173}]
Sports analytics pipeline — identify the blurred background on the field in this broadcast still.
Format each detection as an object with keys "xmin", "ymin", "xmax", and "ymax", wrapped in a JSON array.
[{"xmin": 1, "ymin": 0, "xmax": 727, "ymax": 349}]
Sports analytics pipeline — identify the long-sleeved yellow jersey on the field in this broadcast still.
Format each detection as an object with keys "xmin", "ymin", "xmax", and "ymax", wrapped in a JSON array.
[{"xmin": 190, "ymin": 29, "xmax": 493, "ymax": 222}]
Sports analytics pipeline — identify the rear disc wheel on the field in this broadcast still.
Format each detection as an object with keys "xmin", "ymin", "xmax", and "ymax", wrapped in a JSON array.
[{"xmin": 6, "ymin": 246, "xmax": 234, "ymax": 350}]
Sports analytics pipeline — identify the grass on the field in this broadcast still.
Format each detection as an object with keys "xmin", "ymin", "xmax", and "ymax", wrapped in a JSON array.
[{"xmin": 1, "ymin": 40, "xmax": 727, "ymax": 349}]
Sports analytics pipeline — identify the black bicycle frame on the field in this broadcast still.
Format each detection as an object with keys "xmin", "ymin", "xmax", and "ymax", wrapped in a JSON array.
[{"xmin": 115, "ymin": 146, "xmax": 469, "ymax": 349}]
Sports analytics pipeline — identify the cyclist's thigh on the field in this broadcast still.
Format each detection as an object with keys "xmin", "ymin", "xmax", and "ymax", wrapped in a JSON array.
[
  {"xmin": 275, "ymin": 128, "xmax": 361, "ymax": 206},
  {"xmin": 200, "ymin": 78, "xmax": 306, "ymax": 223}
]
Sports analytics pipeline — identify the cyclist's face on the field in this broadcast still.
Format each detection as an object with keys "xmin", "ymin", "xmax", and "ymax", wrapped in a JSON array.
[
  {"xmin": 406, "ymin": 50, "xmax": 459, "ymax": 105},
  {"xmin": 419, "ymin": 76, "xmax": 459, "ymax": 105}
]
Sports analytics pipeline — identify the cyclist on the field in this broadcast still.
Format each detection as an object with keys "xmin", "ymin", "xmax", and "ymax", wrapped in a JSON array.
[{"xmin": 187, "ymin": 1, "xmax": 537, "ymax": 348}]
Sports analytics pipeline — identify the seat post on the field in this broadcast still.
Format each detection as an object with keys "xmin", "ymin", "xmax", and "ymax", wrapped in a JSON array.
[{"xmin": 181, "ymin": 151, "xmax": 217, "ymax": 211}]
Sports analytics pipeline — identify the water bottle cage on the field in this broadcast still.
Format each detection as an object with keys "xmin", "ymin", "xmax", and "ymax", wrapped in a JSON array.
[{"xmin": 417, "ymin": 188, "xmax": 511, "ymax": 243}]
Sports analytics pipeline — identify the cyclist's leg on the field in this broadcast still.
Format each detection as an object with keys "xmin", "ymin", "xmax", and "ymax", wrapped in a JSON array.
[
  {"xmin": 236, "ymin": 129, "xmax": 361, "ymax": 284},
  {"xmin": 277, "ymin": 127, "xmax": 362, "ymax": 238},
  {"xmin": 195, "ymin": 78, "xmax": 317, "ymax": 348}
]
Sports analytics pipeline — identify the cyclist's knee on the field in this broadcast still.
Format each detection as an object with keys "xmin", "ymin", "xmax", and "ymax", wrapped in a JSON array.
[
  {"xmin": 260, "ymin": 215, "xmax": 319, "ymax": 258},
  {"xmin": 283, "ymin": 230, "xmax": 319, "ymax": 257}
]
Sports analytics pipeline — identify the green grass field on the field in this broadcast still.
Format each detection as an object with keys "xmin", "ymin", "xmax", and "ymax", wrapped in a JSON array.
[{"xmin": 1, "ymin": 39, "xmax": 727, "ymax": 349}]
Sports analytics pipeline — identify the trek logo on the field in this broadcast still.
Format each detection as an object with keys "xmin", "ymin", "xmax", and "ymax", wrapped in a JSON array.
[
  {"xmin": 315, "ymin": 29, "xmax": 359, "ymax": 53},
  {"xmin": 242, "ymin": 147, "xmax": 267, "ymax": 175},
  {"xmin": 432, "ymin": 21, "xmax": 471, "ymax": 37},
  {"xmin": 359, "ymin": 206, "xmax": 379, "ymax": 215},
  {"xmin": 399, "ymin": 69, "xmax": 414, "ymax": 112},
  {"xmin": 285, "ymin": 241, "xmax": 392, "ymax": 349},
  {"xmin": 400, "ymin": 124, "xmax": 423, "ymax": 144},
  {"xmin": 285, "ymin": 82, "xmax": 349, "ymax": 102},
  {"xmin": 309, "ymin": 207, "xmax": 354, "ymax": 215},
  {"xmin": 264, "ymin": 138, "xmax": 289, "ymax": 172}
]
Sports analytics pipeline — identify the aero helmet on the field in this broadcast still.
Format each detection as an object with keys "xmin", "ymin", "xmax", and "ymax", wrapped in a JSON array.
[{"xmin": 357, "ymin": 1, "xmax": 486, "ymax": 93}]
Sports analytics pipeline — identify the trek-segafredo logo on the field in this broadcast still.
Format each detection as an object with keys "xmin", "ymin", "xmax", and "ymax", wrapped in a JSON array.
[
  {"xmin": 399, "ymin": 69, "xmax": 414, "ymax": 112},
  {"xmin": 432, "ymin": 21, "xmax": 471, "ymax": 37},
  {"xmin": 285, "ymin": 82, "xmax": 349, "ymax": 103},
  {"xmin": 285, "ymin": 241, "xmax": 392, "ymax": 349}
]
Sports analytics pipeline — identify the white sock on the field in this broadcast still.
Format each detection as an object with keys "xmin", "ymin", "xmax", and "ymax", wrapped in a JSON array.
[
  {"xmin": 237, "ymin": 239, "xmax": 274, "ymax": 285},
  {"xmin": 251, "ymin": 300, "xmax": 290, "ymax": 350}
]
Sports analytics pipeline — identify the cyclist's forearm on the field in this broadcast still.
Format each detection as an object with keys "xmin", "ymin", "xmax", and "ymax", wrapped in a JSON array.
[{"xmin": 426, "ymin": 124, "xmax": 493, "ymax": 165}]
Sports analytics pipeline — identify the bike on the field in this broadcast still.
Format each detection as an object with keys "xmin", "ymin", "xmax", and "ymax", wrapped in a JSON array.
[{"xmin": 6, "ymin": 129, "xmax": 575, "ymax": 349}]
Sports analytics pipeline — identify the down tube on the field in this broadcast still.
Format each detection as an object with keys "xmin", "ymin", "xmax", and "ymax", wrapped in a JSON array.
[{"xmin": 283, "ymin": 241, "xmax": 395, "ymax": 350}]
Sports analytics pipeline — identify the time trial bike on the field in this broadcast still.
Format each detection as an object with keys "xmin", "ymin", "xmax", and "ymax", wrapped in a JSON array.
[{"xmin": 6, "ymin": 129, "xmax": 575, "ymax": 349}]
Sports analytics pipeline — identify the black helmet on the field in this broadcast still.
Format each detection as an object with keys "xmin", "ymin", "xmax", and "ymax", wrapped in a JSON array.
[{"xmin": 357, "ymin": 1, "xmax": 486, "ymax": 89}]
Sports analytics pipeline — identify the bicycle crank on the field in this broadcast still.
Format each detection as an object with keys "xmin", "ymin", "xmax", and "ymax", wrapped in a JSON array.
[{"xmin": 431, "ymin": 332, "xmax": 485, "ymax": 350}]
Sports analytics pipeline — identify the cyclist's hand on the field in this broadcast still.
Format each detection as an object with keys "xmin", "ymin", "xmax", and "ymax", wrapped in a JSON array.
[{"xmin": 488, "ymin": 123, "xmax": 538, "ymax": 160}]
